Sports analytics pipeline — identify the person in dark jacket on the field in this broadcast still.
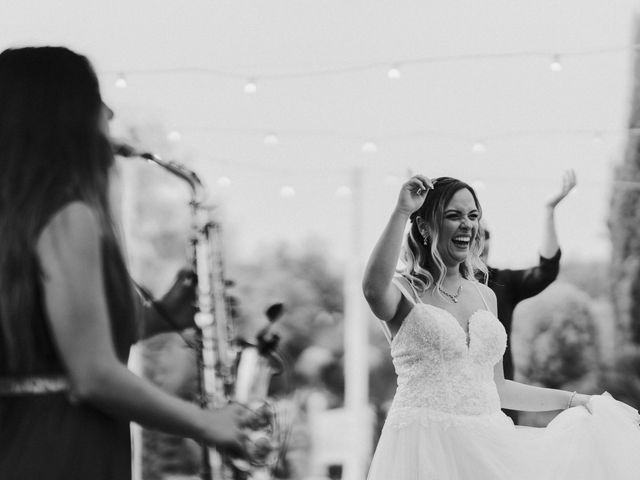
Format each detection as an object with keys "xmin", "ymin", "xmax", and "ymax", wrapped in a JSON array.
[{"xmin": 480, "ymin": 169, "xmax": 576, "ymax": 423}]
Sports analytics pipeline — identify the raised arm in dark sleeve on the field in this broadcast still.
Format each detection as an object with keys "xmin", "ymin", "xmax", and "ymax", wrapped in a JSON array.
[{"xmin": 507, "ymin": 248, "xmax": 561, "ymax": 303}]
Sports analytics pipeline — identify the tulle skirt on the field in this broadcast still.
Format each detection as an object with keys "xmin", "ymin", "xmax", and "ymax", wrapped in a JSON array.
[{"xmin": 367, "ymin": 394, "xmax": 640, "ymax": 480}]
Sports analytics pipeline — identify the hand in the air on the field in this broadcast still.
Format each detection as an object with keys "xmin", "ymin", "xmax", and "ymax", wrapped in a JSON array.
[
  {"xmin": 397, "ymin": 174, "xmax": 434, "ymax": 216},
  {"xmin": 546, "ymin": 169, "xmax": 577, "ymax": 209}
]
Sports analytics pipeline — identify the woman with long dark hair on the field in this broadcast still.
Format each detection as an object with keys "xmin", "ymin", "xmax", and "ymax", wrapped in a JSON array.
[
  {"xmin": 363, "ymin": 174, "xmax": 640, "ymax": 479},
  {"xmin": 0, "ymin": 46, "xmax": 247, "ymax": 479}
]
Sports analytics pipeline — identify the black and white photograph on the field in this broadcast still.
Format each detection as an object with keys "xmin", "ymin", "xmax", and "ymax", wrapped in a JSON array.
[{"xmin": 1, "ymin": 2, "xmax": 640, "ymax": 479}]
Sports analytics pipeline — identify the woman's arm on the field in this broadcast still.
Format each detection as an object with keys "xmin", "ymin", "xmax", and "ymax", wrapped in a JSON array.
[
  {"xmin": 483, "ymin": 284, "xmax": 590, "ymax": 412},
  {"xmin": 539, "ymin": 169, "xmax": 576, "ymax": 258},
  {"xmin": 494, "ymin": 362, "xmax": 590, "ymax": 412},
  {"xmin": 362, "ymin": 208, "xmax": 410, "ymax": 321},
  {"xmin": 37, "ymin": 202, "xmax": 245, "ymax": 451},
  {"xmin": 137, "ymin": 269, "xmax": 197, "ymax": 340},
  {"xmin": 362, "ymin": 175, "xmax": 432, "ymax": 321},
  {"xmin": 507, "ymin": 170, "xmax": 576, "ymax": 302}
]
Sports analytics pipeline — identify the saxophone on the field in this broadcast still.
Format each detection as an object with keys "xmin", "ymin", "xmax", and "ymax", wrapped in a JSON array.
[{"xmin": 114, "ymin": 143, "xmax": 284, "ymax": 480}]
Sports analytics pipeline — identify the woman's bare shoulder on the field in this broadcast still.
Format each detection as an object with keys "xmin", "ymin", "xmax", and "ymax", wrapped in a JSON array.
[
  {"xmin": 471, "ymin": 281, "xmax": 497, "ymax": 313},
  {"xmin": 37, "ymin": 201, "xmax": 101, "ymax": 258},
  {"xmin": 474, "ymin": 281, "xmax": 495, "ymax": 297}
]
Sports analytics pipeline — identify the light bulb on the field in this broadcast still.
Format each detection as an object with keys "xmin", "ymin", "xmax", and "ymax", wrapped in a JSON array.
[
  {"xmin": 472, "ymin": 142, "xmax": 486, "ymax": 154},
  {"xmin": 550, "ymin": 55, "xmax": 563, "ymax": 72},
  {"xmin": 362, "ymin": 141, "xmax": 378, "ymax": 153},
  {"xmin": 217, "ymin": 176, "xmax": 232, "ymax": 187},
  {"xmin": 335, "ymin": 186, "xmax": 352, "ymax": 197},
  {"xmin": 280, "ymin": 186, "xmax": 296, "ymax": 197},
  {"xmin": 264, "ymin": 133, "xmax": 278, "ymax": 146},
  {"xmin": 387, "ymin": 66, "xmax": 401, "ymax": 79},
  {"xmin": 115, "ymin": 73, "xmax": 127, "ymax": 88},
  {"xmin": 244, "ymin": 79, "xmax": 257, "ymax": 94}
]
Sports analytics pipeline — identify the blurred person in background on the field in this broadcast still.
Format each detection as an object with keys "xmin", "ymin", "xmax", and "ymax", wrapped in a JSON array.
[
  {"xmin": 0, "ymin": 46, "xmax": 248, "ymax": 480},
  {"xmin": 362, "ymin": 173, "xmax": 640, "ymax": 479},
  {"xmin": 480, "ymin": 169, "xmax": 576, "ymax": 423}
]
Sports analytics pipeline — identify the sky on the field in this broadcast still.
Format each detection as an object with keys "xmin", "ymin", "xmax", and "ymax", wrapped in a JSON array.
[{"xmin": 3, "ymin": 0, "xmax": 640, "ymax": 270}]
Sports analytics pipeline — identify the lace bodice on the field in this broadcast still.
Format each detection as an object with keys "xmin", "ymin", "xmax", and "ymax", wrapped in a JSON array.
[{"xmin": 386, "ymin": 288, "xmax": 507, "ymax": 424}]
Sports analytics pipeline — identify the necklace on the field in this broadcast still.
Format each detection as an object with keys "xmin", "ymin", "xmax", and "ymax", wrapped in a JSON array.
[{"xmin": 438, "ymin": 283, "xmax": 462, "ymax": 303}]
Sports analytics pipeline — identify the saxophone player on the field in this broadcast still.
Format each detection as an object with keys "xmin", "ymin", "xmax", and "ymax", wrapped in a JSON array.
[{"xmin": 0, "ymin": 46, "xmax": 249, "ymax": 480}]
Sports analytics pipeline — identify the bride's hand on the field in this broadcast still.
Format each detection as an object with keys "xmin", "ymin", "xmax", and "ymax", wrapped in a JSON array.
[
  {"xmin": 396, "ymin": 175, "xmax": 434, "ymax": 216},
  {"xmin": 571, "ymin": 393, "xmax": 593, "ymax": 414}
]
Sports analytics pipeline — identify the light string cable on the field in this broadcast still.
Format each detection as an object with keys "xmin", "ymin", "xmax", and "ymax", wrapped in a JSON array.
[{"xmin": 105, "ymin": 43, "xmax": 640, "ymax": 83}]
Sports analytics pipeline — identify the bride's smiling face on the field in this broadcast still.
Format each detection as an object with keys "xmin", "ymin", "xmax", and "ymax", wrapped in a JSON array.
[{"xmin": 436, "ymin": 188, "xmax": 480, "ymax": 267}]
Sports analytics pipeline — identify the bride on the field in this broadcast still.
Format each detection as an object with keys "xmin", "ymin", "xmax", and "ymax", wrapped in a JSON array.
[{"xmin": 362, "ymin": 174, "xmax": 640, "ymax": 479}]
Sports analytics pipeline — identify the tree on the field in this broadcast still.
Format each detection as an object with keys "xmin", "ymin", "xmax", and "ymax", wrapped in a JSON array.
[
  {"xmin": 605, "ymin": 19, "xmax": 640, "ymax": 414},
  {"xmin": 512, "ymin": 282, "xmax": 602, "ymax": 427},
  {"xmin": 609, "ymin": 20, "xmax": 640, "ymax": 344},
  {"xmin": 558, "ymin": 260, "xmax": 610, "ymax": 300},
  {"xmin": 513, "ymin": 282, "xmax": 600, "ymax": 389},
  {"xmin": 232, "ymin": 238, "xmax": 345, "ymax": 397}
]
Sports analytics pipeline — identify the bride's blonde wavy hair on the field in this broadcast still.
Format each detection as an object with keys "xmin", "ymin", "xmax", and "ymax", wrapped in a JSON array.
[{"xmin": 398, "ymin": 177, "xmax": 487, "ymax": 297}]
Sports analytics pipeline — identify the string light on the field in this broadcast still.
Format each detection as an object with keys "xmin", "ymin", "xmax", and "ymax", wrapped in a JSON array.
[
  {"xmin": 550, "ymin": 55, "xmax": 563, "ymax": 72},
  {"xmin": 362, "ymin": 141, "xmax": 378, "ymax": 154},
  {"xmin": 472, "ymin": 141, "xmax": 487, "ymax": 154},
  {"xmin": 264, "ymin": 133, "xmax": 279, "ymax": 146},
  {"xmin": 167, "ymin": 130, "xmax": 181, "ymax": 142},
  {"xmin": 115, "ymin": 73, "xmax": 127, "ymax": 88},
  {"xmin": 104, "ymin": 44, "xmax": 639, "ymax": 82},
  {"xmin": 151, "ymin": 126, "xmax": 638, "ymax": 159},
  {"xmin": 244, "ymin": 79, "xmax": 257, "ymax": 94},
  {"xmin": 280, "ymin": 186, "xmax": 296, "ymax": 197},
  {"xmin": 335, "ymin": 185, "xmax": 352, "ymax": 197},
  {"xmin": 387, "ymin": 65, "xmax": 401, "ymax": 79},
  {"xmin": 217, "ymin": 176, "xmax": 232, "ymax": 187}
]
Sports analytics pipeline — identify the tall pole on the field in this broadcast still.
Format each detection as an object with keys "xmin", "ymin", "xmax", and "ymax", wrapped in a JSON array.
[
  {"xmin": 116, "ymin": 159, "xmax": 144, "ymax": 480},
  {"xmin": 343, "ymin": 165, "xmax": 373, "ymax": 480}
]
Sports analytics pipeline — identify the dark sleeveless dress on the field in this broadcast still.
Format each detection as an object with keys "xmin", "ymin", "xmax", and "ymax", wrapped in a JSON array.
[{"xmin": 0, "ymin": 204, "xmax": 138, "ymax": 480}]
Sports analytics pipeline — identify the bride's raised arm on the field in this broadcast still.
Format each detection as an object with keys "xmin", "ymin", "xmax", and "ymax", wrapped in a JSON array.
[{"xmin": 363, "ymin": 175, "xmax": 432, "ymax": 321}]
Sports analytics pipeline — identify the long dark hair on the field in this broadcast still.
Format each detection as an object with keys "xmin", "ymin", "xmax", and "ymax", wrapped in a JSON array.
[
  {"xmin": 0, "ymin": 46, "xmax": 116, "ymax": 373},
  {"xmin": 398, "ymin": 177, "xmax": 487, "ymax": 295}
]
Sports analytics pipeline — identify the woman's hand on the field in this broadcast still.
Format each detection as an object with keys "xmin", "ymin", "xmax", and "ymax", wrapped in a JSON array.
[
  {"xmin": 202, "ymin": 402, "xmax": 253, "ymax": 456},
  {"xmin": 546, "ymin": 169, "xmax": 577, "ymax": 209},
  {"xmin": 570, "ymin": 392, "xmax": 593, "ymax": 414},
  {"xmin": 396, "ymin": 174, "xmax": 434, "ymax": 216},
  {"xmin": 157, "ymin": 268, "xmax": 197, "ymax": 330}
]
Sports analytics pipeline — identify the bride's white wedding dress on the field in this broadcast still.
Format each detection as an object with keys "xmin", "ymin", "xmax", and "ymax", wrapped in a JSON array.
[{"xmin": 367, "ymin": 279, "xmax": 640, "ymax": 480}]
